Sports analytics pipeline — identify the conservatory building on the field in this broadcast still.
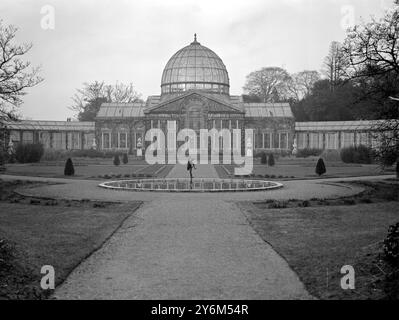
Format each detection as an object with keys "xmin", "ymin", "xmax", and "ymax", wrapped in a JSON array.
[{"xmin": 94, "ymin": 35, "xmax": 295, "ymax": 154}]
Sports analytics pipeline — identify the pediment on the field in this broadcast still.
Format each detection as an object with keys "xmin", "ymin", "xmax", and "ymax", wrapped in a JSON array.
[{"xmin": 144, "ymin": 92, "xmax": 244, "ymax": 115}]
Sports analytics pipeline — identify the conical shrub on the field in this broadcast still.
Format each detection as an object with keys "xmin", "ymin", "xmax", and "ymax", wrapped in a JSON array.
[
  {"xmin": 268, "ymin": 153, "xmax": 275, "ymax": 167},
  {"xmin": 113, "ymin": 154, "xmax": 120, "ymax": 166},
  {"xmin": 64, "ymin": 158, "xmax": 75, "ymax": 176},
  {"xmin": 316, "ymin": 158, "xmax": 326, "ymax": 176},
  {"xmin": 260, "ymin": 152, "xmax": 267, "ymax": 164},
  {"xmin": 122, "ymin": 153, "xmax": 128, "ymax": 164}
]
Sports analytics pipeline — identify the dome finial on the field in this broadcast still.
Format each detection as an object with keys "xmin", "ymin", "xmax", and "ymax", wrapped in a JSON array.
[{"xmin": 191, "ymin": 33, "xmax": 200, "ymax": 44}]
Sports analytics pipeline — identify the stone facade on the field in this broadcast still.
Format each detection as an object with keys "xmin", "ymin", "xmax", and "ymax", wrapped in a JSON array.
[{"xmin": 94, "ymin": 91, "xmax": 295, "ymax": 155}]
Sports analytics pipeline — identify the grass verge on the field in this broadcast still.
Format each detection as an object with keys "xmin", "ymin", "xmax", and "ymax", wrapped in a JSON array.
[
  {"xmin": 238, "ymin": 180, "xmax": 399, "ymax": 299},
  {"xmin": 0, "ymin": 179, "xmax": 142, "ymax": 299}
]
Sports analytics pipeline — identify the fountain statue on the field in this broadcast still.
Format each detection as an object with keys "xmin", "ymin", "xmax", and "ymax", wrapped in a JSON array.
[{"xmin": 292, "ymin": 137, "xmax": 298, "ymax": 156}]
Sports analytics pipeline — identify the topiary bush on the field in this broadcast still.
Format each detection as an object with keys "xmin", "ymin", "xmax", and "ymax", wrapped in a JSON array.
[
  {"xmin": 396, "ymin": 161, "xmax": 399, "ymax": 179},
  {"xmin": 260, "ymin": 152, "xmax": 267, "ymax": 164},
  {"xmin": 315, "ymin": 158, "xmax": 326, "ymax": 176},
  {"xmin": 113, "ymin": 154, "xmax": 120, "ymax": 166},
  {"xmin": 64, "ymin": 158, "xmax": 75, "ymax": 176},
  {"xmin": 122, "ymin": 153, "xmax": 128, "ymax": 164},
  {"xmin": 340, "ymin": 145, "xmax": 374, "ymax": 164},
  {"xmin": 383, "ymin": 222, "xmax": 399, "ymax": 265},
  {"xmin": 268, "ymin": 153, "xmax": 275, "ymax": 166},
  {"xmin": 15, "ymin": 143, "xmax": 44, "ymax": 163}
]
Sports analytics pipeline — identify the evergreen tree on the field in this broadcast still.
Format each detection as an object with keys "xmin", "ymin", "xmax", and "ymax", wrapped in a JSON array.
[
  {"xmin": 268, "ymin": 153, "xmax": 275, "ymax": 166},
  {"xmin": 316, "ymin": 158, "xmax": 326, "ymax": 176},
  {"xmin": 113, "ymin": 154, "xmax": 120, "ymax": 166},
  {"xmin": 261, "ymin": 152, "xmax": 267, "ymax": 164},
  {"xmin": 122, "ymin": 153, "xmax": 128, "ymax": 164},
  {"xmin": 64, "ymin": 158, "xmax": 75, "ymax": 176}
]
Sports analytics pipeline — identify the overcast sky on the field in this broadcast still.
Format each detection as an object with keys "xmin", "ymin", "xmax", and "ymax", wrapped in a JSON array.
[{"xmin": 0, "ymin": 0, "xmax": 390, "ymax": 120}]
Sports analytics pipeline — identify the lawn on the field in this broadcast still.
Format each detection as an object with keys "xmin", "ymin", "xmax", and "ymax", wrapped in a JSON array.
[
  {"xmin": 238, "ymin": 180, "xmax": 399, "ymax": 299},
  {"xmin": 0, "ymin": 180, "xmax": 142, "ymax": 299},
  {"xmin": 217, "ymin": 160, "xmax": 391, "ymax": 180},
  {"xmin": 3, "ymin": 163, "xmax": 174, "ymax": 179}
]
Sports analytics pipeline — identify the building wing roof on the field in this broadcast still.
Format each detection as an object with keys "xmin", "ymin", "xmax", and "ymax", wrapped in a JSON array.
[
  {"xmin": 146, "ymin": 96, "xmax": 161, "ymax": 108},
  {"xmin": 96, "ymin": 103, "xmax": 145, "ymax": 119},
  {"xmin": 1, "ymin": 120, "xmax": 94, "ymax": 132},
  {"xmin": 295, "ymin": 120, "xmax": 391, "ymax": 131},
  {"xmin": 244, "ymin": 103, "xmax": 293, "ymax": 118}
]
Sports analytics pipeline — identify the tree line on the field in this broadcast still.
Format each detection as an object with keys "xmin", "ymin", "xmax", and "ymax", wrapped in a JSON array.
[{"xmin": 243, "ymin": 1, "xmax": 399, "ymax": 124}]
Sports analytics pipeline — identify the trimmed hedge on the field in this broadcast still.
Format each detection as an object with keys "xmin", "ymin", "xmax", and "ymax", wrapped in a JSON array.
[
  {"xmin": 296, "ymin": 148, "xmax": 323, "ymax": 158},
  {"xmin": 321, "ymin": 149, "xmax": 341, "ymax": 162},
  {"xmin": 41, "ymin": 149, "xmax": 128, "ymax": 161},
  {"xmin": 72, "ymin": 149, "xmax": 123, "ymax": 159},
  {"xmin": 15, "ymin": 143, "xmax": 44, "ymax": 163},
  {"xmin": 340, "ymin": 145, "xmax": 374, "ymax": 164}
]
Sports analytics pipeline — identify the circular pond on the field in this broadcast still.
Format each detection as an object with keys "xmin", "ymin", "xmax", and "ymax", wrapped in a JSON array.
[{"xmin": 99, "ymin": 178, "xmax": 283, "ymax": 193}]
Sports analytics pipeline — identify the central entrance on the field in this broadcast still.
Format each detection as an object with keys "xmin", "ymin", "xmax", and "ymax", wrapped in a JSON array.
[{"xmin": 184, "ymin": 101, "xmax": 207, "ymax": 155}]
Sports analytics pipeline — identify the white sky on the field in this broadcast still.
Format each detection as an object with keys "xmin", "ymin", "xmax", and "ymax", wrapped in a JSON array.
[{"xmin": 0, "ymin": 0, "xmax": 390, "ymax": 120}]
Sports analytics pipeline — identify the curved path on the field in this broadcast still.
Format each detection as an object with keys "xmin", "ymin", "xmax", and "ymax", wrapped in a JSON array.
[{"xmin": 0, "ymin": 169, "xmax": 387, "ymax": 299}]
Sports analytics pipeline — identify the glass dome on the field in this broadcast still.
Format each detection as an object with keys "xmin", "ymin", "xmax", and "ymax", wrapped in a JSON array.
[{"xmin": 161, "ymin": 35, "xmax": 230, "ymax": 96}]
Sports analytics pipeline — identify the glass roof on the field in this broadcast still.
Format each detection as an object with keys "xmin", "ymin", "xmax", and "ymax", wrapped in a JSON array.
[
  {"xmin": 295, "ymin": 120, "xmax": 388, "ymax": 131},
  {"xmin": 2, "ymin": 120, "xmax": 94, "ymax": 131},
  {"xmin": 161, "ymin": 36, "xmax": 229, "ymax": 94},
  {"xmin": 96, "ymin": 103, "xmax": 145, "ymax": 118},
  {"xmin": 244, "ymin": 103, "xmax": 294, "ymax": 118}
]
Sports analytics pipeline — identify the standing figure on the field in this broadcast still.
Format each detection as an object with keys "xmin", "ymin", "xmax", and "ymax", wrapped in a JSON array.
[{"xmin": 187, "ymin": 157, "xmax": 196, "ymax": 188}]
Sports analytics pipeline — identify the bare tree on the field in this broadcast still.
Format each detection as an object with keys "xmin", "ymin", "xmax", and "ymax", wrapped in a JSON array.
[
  {"xmin": 343, "ymin": 8, "xmax": 399, "ymax": 78},
  {"xmin": 322, "ymin": 41, "xmax": 349, "ymax": 90},
  {"xmin": 70, "ymin": 81, "xmax": 142, "ymax": 121},
  {"xmin": 286, "ymin": 70, "xmax": 320, "ymax": 101},
  {"xmin": 243, "ymin": 67, "xmax": 290, "ymax": 102},
  {"xmin": 0, "ymin": 21, "xmax": 43, "ymax": 118},
  {"xmin": 104, "ymin": 82, "xmax": 142, "ymax": 103},
  {"xmin": 342, "ymin": 3, "xmax": 399, "ymax": 165}
]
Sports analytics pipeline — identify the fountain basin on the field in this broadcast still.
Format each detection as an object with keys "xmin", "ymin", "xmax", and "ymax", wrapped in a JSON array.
[{"xmin": 99, "ymin": 178, "xmax": 283, "ymax": 192}]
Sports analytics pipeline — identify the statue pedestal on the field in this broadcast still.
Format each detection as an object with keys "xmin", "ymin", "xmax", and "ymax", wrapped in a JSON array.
[{"xmin": 137, "ymin": 148, "xmax": 142, "ymax": 157}]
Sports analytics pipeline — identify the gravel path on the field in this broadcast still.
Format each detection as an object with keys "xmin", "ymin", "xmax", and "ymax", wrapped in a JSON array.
[{"xmin": 53, "ymin": 195, "xmax": 312, "ymax": 299}]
